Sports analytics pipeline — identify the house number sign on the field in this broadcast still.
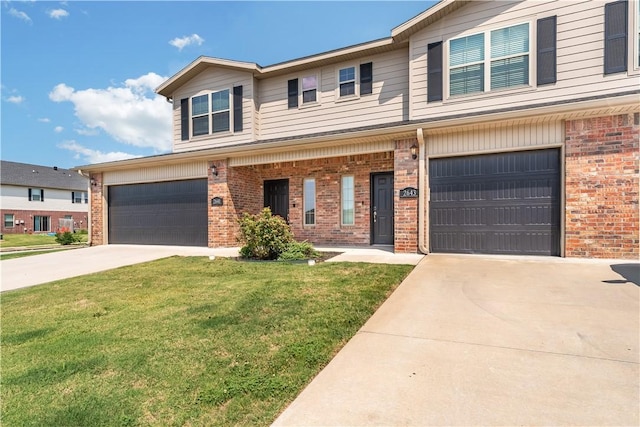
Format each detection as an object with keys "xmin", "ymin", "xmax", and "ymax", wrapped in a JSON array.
[
  {"xmin": 399, "ymin": 187, "xmax": 418, "ymax": 198},
  {"xmin": 211, "ymin": 197, "xmax": 223, "ymax": 206}
]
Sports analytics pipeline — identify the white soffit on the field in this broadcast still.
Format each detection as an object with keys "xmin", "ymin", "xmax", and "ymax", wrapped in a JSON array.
[{"xmin": 104, "ymin": 161, "xmax": 208, "ymax": 186}]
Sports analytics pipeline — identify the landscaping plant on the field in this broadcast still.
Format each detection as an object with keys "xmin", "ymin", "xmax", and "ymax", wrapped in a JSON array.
[{"xmin": 238, "ymin": 208, "xmax": 294, "ymax": 260}]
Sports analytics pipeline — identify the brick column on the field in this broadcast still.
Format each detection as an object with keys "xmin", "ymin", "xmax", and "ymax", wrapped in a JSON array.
[
  {"xmin": 394, "ymin": 138, "xmax": 419, "ymax": 253},
  {"xmin": 565, "ymin": 113, "xmax": 639, "ymax": 259},
  {"xmin": 208, "ymin": 160, "xmax": 238, "ymax": 247},
  {"xmin": 89, "ymin": 173, "xmax": 104, "ymax": 245}
]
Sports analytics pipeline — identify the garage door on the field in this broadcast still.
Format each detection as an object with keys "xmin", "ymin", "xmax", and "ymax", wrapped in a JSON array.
[
  {"xmin": 429, "ymin": 149, "xmax": 560, "ymax": 255},
  {"xmin": 108, "ymin": 179, "xmax": 208, "ymax": 246}
]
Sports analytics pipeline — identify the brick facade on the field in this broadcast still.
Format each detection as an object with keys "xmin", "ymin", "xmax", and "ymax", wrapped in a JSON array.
[
  {"xmin": 565, "ymin": 113, "xmax": 639, "ymax": 259},
  {"xmin": 89, "ymin": 173, "xmax": 104, "ymax": 245},
  {"xmin": 207, "ymin": 148, "xmax": 419, "ymax": 249},
  {"xmin": 1, "ymin": 209, "xmax": 88, "ymax": 234}
]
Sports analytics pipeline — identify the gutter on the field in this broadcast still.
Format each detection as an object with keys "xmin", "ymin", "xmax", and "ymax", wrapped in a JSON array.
[{"xmin": 416, "ymin": 128, "xmax": 428, "ymax": 255}]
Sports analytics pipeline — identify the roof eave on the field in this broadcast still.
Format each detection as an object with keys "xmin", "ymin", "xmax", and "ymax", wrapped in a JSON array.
[{"xmin": 391, "ymin": 0, "xmax": 464, "ymax": 42}]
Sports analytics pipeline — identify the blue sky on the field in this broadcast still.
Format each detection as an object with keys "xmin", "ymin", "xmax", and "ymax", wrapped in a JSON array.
[{"xmin": 1, "ymin": 1, "xmax": 434, "ymax": 168}]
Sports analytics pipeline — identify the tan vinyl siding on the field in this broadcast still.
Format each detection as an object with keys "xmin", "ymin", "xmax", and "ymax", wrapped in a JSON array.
[
  {"xmin": 103, "ymin": 162, "xmax": 208, "ymax": 186},
  {"xmin": 259, "ymin": 49, "xmax": 409, "ymax": 140},
  {"xmin": 426, "ymin": 119, "xmax": 563, "ymax": 157},
  {"xmin": 172, "ymin": 69, "xmax": 255, "ymax": 152},
  {"xmin": 410, "ymin": 0, "xmax": 640, "ymax": 121}
]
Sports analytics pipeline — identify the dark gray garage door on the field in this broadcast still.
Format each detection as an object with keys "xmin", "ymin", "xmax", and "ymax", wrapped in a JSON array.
[
  {"xmin": 430, "ymin": 149, "xmax": 560, "ymax": 255},
  {"xmin": 108, "ymin": 179, "xmax": 208, "ymax": 246}
]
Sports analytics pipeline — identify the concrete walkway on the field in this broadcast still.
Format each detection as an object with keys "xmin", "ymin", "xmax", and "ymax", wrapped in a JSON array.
[
  {"xmin": 0, "ymin": 245, "xmax": 423, "ymax": 292},
  {"xmin": 273, "ymin": 254, "xmax": 640, "ymax": 426}
]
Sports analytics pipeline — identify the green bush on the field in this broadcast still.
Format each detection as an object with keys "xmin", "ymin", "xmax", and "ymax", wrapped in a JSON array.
[
  {"xmin": 55, "ymin": 231, "xmax": 78, "ymax": 245},
  {"xmin": 238, "ymin": 208, "xmax": 294, "ymax": 260},
  {"xmin": 279, "ymin": 241, "xmax": 319, "ymax": 261}
]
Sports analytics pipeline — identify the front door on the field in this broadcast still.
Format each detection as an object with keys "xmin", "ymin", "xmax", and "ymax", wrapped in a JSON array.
[
  {"xmin": 371, "ymin": 173, "xmax": 394, "ymax": 245},
  {"xmin": 264, "ymin": 179, "xmax": 289, "ymax": 222}
]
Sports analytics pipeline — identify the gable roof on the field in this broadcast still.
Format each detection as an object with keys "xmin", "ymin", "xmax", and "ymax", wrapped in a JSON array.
[
  {"xmin": 157, "ymin": 0, "xmax": 464, "ymax": 98},
  {"xmin": 0, "ymin": 160, "xmax": 88, "ymax": 191}
]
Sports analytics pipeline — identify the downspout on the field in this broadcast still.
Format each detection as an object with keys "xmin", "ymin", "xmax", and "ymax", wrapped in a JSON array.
[
  {"xmin": 77, "ymin": 170, "xmax": 91, "ymax": 246},
  {"xmin": 416, "ymin": 128, "xmax": 429, "ymax": 254}
]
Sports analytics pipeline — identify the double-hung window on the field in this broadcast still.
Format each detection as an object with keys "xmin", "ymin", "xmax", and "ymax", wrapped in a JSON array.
[
  {"xmin": 303, "ymin": 178, "xmax": 316, "ymax": 225},
  {"xmin": 302, "ymin": 76, "xmax": 318, "ymax": 104},
  {"xmin": 4, "ymin": 214, "xmax": 14, "ymax": 228},
  {"xmin": 449, "ymin": 23, "xmax": 530, "ymax": 97},
  {"xmin": 339, "ymin": 67, "xmax": 356, "ymax": 97},
  {"xmin": 190, "ymin": 90, "xmax": 231, "ymax": 137},
  {"xmin": 28, "ymin": 188, "xmax": 44, "ymax": 202}
]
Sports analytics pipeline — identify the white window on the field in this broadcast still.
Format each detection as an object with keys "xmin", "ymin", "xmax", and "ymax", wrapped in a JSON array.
[
  {"xmin": 191, "ymin": 89, "xmax": 231, "ymax": 137},
  {"xmin": 449, "ymin": 23, "xmax": 530, "ymax": 97},
  {"xmin": 338, "ymin": 66, "xmax": 356, "ymax": 97},
  {"xmin": 303, "ymin": 178, "xmax": 316, "ymax": 225},
  {"xmin": 341, "ymin": 176, "xmax": 355, "ymax": 225},
  {"xmin": 302, "ymin": 75, "xmax": 318, "ymax": 104},
  {"xmin": 4, "ymin": 214, "xmax": 14, "ymax": 228},
  {"xmin": 29, "ymin": 188, "xmax": 43, "ymax": 201},
  {"xmin": 74, "ymin": 192, "xmax": 82, "ymax": 204},
  {"xmin": 33, "ymin": 216, "xmax": 50, "ymax": 232}
]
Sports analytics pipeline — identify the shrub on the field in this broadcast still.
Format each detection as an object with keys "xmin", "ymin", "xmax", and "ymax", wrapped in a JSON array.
[
  {"xmin": 238, "ymin": 208, "xmax": 294, "ymax": 260},
  {"xmin": 279, "ymin": 241, "xmax": 319, "ymax": 261},
  {"xmin": 55, "ymin": 231, "xmax": 77, "ymax": 245}
]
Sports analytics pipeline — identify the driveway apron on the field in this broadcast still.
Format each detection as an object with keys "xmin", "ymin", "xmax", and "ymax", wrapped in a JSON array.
[{"xmin": 273, "ymin": 255, "xmax": 640, "ymax": 426}]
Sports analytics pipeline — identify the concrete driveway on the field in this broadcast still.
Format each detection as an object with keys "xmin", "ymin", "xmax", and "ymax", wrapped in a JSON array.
[{"xmin": 273, "ymin": 255, "xmax": 640, "ymax": 426}]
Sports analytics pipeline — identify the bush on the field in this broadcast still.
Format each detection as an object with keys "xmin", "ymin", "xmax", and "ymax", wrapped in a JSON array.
[
  {"xmin": 55, "ymin": 231, "xmax": 79, "ymax": 246},
  {"xmin": 238, "ymin": 208, "xmax": 294, "ymax": 260},
  {"xmin": 279, "ymin": 241, "xmax": 319, "ymax": 261}
]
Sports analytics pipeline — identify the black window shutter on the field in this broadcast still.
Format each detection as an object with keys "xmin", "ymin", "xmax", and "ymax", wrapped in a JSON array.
[
  {"xmin": 41, "ymin": 189, "xmax": 44, "ymax": 202},
  {"xmin": 427, "ymin": 41, "xmax": 443, "ymax": 102},
  {"xmin": 604, "ymin": 0, "xmax": 628, "ymax": 74},
  {"xmin": 288, "ymin": 79, "xmax": 298, "ymax": 108},
  {"xmin": 537, "ymin": 16, "xmax": 557, "ymax": 85},
  {"xmin": 28, "ymin": 188, "xmax": 32, "ymax": 201},
  {"xmin": 233, "ymin": 85, "xmax": 243, "ymax": 132},
  {"xmin": 360, "ymin": 62, "xmax": 373, "ymax": 95},
  {"xmin": 180, "ymin": 98, "xmax": 189, "ymax": 141},
  {"xmin": 72, "ymin": 192, "xmax": 75, "ymax": 203}
]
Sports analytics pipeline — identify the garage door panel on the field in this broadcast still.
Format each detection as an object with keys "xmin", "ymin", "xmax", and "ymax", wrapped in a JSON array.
[
  {"xmin": 108, "ymin": 179, "xmax": 207, "ymax": 246},
  {"xmin": 430, "ymin": 149, "xmax": 560, "ymax": 256}
]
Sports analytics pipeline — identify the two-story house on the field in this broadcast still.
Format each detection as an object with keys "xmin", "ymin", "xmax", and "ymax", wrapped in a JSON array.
[
  {"xmin": 79, "ymin": 0, "xmax": 639, "ymax": 259},
  {"xmin": 0, "ymin": 160, "xmax": 89, "ymax": 235}
]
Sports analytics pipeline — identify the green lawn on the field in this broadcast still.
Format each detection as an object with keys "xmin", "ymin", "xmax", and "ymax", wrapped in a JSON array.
[
  {"xmin": 1, "ymin": 257, "xmax": 413, "ymax": 426},
  {"xmin": 0, "ymin": 232, "xmax": 88, "ymax": 248},
  {"xmin": 0, "ymin": 249, "xmax": 67, "ymax": 261}
]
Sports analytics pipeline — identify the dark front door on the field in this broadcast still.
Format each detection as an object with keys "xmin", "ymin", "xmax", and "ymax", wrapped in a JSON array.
[
  {"xmin": 264, "ymin": 179, "xmax": 289, "ymax": 222},
  {"xmin": 429, "ymin": 149, "xmax": 560, "ymax": 255},
  {"xmin": 371, "ymin": 173, "xmax": 394, "ymax": 245}
]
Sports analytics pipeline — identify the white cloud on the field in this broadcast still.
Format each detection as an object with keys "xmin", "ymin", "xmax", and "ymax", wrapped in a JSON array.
[
  {"xmin": 6, "ymin": 95, "xmax": 25, "ymax": 104},
  {"xmin": 48, "ymin": 8, "xmax": 69, "ymax": 19},
  {"xmin": 49, "ymin": 72, "xmax": 172, "ymax": 152},
  {"xmin": 9, "ymin": 8, "xmax": 32, "ymax": 23},
  {"xmin": 38, "ymin": 117, "xmax": 51, "ymax": 123},
  {"xmin": 58, "ymin": 140, "xmax": 141, "ymax": 164},
  {"xmin": 54, "ymin": 126, "xmax": 64, "ymax": 133},
  {"xmin": 75, "ymin": 127, "xmax": 99, "ymax": 136},
  {"xmin": 169, "ymin": 34, "xmax": 204, "ymax": 51}
]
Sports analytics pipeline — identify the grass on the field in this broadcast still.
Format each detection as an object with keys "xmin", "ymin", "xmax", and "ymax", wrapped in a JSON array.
[
  {"xmin": 0, "ymin": 232, "xmax": 88, "ymax": 248},
  {"xmin": 1, "ymin": 257, "xmax": 413, "ymax": 426},
  {"xmin": 0, "ymin": 249, "xmax": 68, "ymax": 261}
]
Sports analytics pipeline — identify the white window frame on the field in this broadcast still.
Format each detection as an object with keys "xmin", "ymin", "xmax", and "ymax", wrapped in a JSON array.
[
  {"xmin": 4, "ymin": 213, "xmax": 15, "ymax": 228},
  {"xmin": 301, "ymin": 74, "xmax": 319, "ymax": 105},
  {"xmin": 337, "ymin": 66, "xmax": 358, "ymax": 99},
  {"xmin": 632, "ymin": 0, "xmax": 640, "ymax": 72},
  {"xmin": 190, "ymin": 89, "xmax": 233, "ymax": 137},
  {"xmin": 303, "ymin": 178, "xmax": 316, "ymax": 226},
  {"xmin": 445, "ymin": 21, "xmax": 532, "ymax": 99},
  {"xmin": 341, "ymin": 175, "xmax": 355, "ymax": 226},
  {"xmin": 29, "ymin": 188, "xmax": 42, "ymax": 201},
  {"xmin": 73, "ymin": 192, "xmax": 83, "ymax": 204}
]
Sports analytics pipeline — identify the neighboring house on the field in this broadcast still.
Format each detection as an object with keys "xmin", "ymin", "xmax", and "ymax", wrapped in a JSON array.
[
  {"xmin": 79, "ymin": 0, "xmax": 639, "ymax": 259},
  {"xmin": 0, "ymin": 160, "xmax": 89, "ymax": 235}
]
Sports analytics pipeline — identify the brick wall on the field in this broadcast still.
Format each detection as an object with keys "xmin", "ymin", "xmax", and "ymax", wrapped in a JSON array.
[
  {"xmin": 0, "ymin": 209, "xmax": 89, "ymax": 234},
  {"xmin": 394, "ymin": 139, "xmax": 419, "ymax": 253},
  {"xmin": 89, "ymin": 173, "xmax": 104, "ymax": 245},
  {"xmin": 565, "ymin": 113, "xmax": 639, "ymax": 259}
]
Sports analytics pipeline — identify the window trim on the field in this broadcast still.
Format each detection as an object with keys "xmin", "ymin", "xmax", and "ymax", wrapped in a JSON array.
[
  {"xmin": 28, "ymin": 188, "xmax": 44, "ymax": 202},
  {"xmin": 33, "ymin": 215, "xmax": 50, "ymax": 232},
  {"xmin": 445, "ymin": 21, "xmax": 533, "ymax": 99},
  {"xmin": 301, "ymin": 74, "xmax": 319, "ymax": 105},
  {"xmin": 632, "ymin": 0, "xmax": 640, "ymax": 72},
  {"xmin": 341, "ymin": 175, "xmax": 355, "ymax": 226},
  {"xmin": 303, "ymin": 178, "xmax": 316, "ymax": 226},
  {"xmin": 4, "ymin": 213, "xmax": 15, "ymax": 228}
]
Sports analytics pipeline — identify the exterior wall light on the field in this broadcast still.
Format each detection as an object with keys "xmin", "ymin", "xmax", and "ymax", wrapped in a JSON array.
[
  {"xmin": 410, "ymin": 144, "xmax": 418, "ymax": 160},
  {"xmin": 211, "ymin": 165, "xmax": 218, "ymax": 176},
  {"xmin": 90, "ymin": 178, "xmax": 98, "ymax": 186}
]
